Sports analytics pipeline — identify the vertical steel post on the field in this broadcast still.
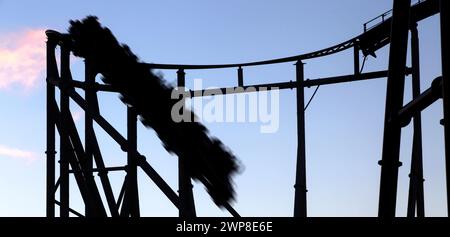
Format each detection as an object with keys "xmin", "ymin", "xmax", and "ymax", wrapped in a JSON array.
[
  {"xmin": 440, "ymin": 0, "xmax": 450, "ymax": 217},
  {"xmin": 60, "ymin": 43, "xmax": 71, "ymax": 217},
  {"xmin": 126, "ymin": 107, "xmax": 140, "ymax": 217},
  {"xmin": 294, "ymin": 60, "xmax": 307, "ymax": 217},
  {"xmin": 354, "ymin": 43, "xmax": 360, "ymax": 76},
  {"xmin": 84, "ymin": 58, "xmax": 95, "ymax": 217},
  {"xmin": 407, "ymin": 24, "xmax": 425, "ymax": 218},
  {"xmin": 378, "ymin": 0, "xmax": 411, "ymax": 219},
  {"xmin": 177, "ymin": 69, "xmax": 196, "ymax": 217},
  {"xmin": 238, "ymin": 67, "xmax": 244, "ymax": 87},
  {"xmin": 46, "ymin": 32, "xmax": 58, "ymax": 218}
]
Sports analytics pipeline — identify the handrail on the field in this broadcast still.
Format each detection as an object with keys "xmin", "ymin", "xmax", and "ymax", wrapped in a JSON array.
[
  {"xmin": 364, "ymin": 9, "xmax": 392, "ymax": 32},
  {"xmin": 363, "ymin": 0, "xmax": 425, "ymax": 32}
]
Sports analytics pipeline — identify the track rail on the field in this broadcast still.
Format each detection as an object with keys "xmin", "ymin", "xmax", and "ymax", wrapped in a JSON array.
[
  {"xmin": 142, "ymin": 0, "xmax": 439, "ymax": 70},
  {"xmin": 47, "ymin": 0, "xmax": 439, "ymax": 70}
]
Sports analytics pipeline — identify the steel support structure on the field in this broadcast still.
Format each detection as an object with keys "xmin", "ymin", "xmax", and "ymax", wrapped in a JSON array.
[
  {"xmin": 440, "ymin": 0, "xmax": 450, "ymax": 217},
  {"xmin": 120, "ymin": 106, "xmax": 140, "ymax": 217},
  {"xmin": 59, "ymin": 42, "xmax": 71, "ymax": 217},
  {"xmin": 45, "ymin": 30, "xmax": 237, "ymax": 217},
  {"xmin": 407, "ymin": 23, "xmax": 425, "ymax": 218},
  {"xmin": 378, "ymin": 0, "xmax": 411, "ymax": 219},
  {"xmin": 44, "ymin": 0, "xmax": 446, "ymax": 218},
  {"xmin": 294, "ymin": 61, "xmax": 307, "ymax": 217},
  {"xmin": 45, "ymin": 33, "xmax": 57, "ymax": 218},
  {"xmin": 176, "ymin": 69, "xmax": 196, "ymax": 217},
  {"xmin": 188, "ymin": 69, "xmax": 411, "ymax": 97},
  {"xmin": 84, "ymin": 57, "xmax": 95, "ymax": 217},
  {"xmin": 45, "ymin": 39, "xmax": 412, "ymax": 218},
  {"xmin": 354, "ymin": 42, "xmax": 360, "ymax": 76},
  {"xmin": 238, "ymin": 67, "xmax": 244, "ymax": 87}
]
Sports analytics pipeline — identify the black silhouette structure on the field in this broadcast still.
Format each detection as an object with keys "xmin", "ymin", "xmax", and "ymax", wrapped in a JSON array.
[
  {"xmin": 45, "ymin": 25, "xmax": 241, "ymax": 217},
  {"xmin": 45, "ymin": 0, "xmax": 449, "ymax": 217}
]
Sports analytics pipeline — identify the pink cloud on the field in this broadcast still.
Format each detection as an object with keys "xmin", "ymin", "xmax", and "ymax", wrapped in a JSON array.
[
  {"xmin": 0, "ymin": 144, "xmax": 38, "ymax": 164},
  {"xmin": 0, "ymin": 29, "xmax": 46, "ymax": 91}
]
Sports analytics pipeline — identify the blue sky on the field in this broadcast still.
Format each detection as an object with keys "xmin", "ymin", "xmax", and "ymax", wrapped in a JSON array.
[{"xmin": 0, "ymin": 0, "xmax": 446, "ymax": 216}]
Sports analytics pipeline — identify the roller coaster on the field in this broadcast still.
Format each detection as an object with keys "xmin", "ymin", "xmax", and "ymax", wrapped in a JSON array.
[{"xmin": 44, "ymin": 0, "xmax": 449, "ymax": 218}]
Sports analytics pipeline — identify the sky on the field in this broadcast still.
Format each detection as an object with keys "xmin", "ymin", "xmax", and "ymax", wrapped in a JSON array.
[{"xmin": 0, "ymin": 0, "xmax": 446, "ymax": 217}]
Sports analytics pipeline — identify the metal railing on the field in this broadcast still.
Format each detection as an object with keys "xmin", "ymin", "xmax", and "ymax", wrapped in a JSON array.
[{"xmin": 363, "ymin": 0, "xmax": 425, "ymax": 32}]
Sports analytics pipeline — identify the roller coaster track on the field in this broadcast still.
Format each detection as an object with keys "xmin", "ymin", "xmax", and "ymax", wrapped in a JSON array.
[
  {"xmin": 146, "ymin": 0, "xmax": 440, "ymax": 70},
  {"xmin": 44, "ymin": 0, "xmax": 446, "ymax": 218}
]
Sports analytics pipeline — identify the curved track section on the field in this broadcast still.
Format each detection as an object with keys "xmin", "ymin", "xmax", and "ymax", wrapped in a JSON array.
[{"xmin": 145, "ymin": 0, "xmax": 439, "ymax": 70}]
